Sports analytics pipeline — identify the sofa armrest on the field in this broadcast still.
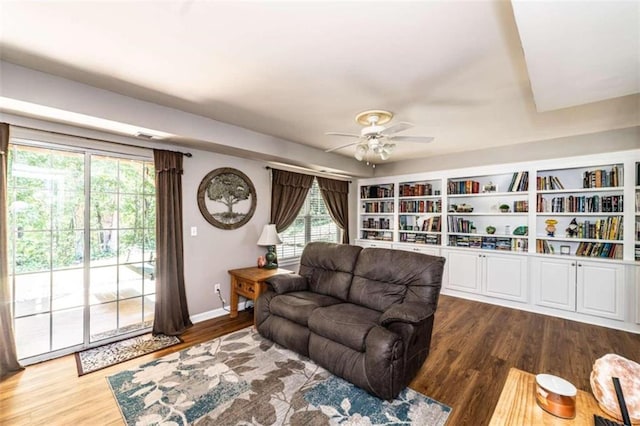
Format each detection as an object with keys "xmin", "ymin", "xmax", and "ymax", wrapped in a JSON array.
[
  {"xmin": 379, "ymin": 302, "xmax": 435, "ymax": 326},
  {"xmin": 266, "ymin": 274, "xmax": 308, "ymax": 294}
]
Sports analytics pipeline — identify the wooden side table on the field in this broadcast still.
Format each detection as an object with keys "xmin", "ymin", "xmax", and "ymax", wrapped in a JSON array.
[
  {"xmin": 489, "ymin": 368, "xmax": 615, "ymax": 425},
  {"xmin": 227, "ymin": 267, "xmax": 293, "ymax": 324}
]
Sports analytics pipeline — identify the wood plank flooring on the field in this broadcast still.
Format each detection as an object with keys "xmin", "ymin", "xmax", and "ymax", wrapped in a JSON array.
[{"xmin": 1, "ymin": 295, "xmax": 639, "ymax": 426}]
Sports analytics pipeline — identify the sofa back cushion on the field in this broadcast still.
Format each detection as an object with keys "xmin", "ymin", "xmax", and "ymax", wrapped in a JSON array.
[
  {"xmin": 298, "ymin": 242, "xmax": 362, "ymax": 301},
  {"xmin": 349, "ymin": 248, "xmax": 445, "ymax": 312}
]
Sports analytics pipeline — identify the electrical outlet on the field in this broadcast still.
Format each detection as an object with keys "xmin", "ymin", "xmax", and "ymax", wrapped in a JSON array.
[{"xmin": 214, "ymin": 283, "xmax": 221, "ymax": 293}]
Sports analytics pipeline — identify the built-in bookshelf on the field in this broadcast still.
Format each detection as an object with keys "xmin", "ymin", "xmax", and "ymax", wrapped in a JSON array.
[
  {"xmin": 355, "ymin": 152, "xmax": 639, "ymax": 263},
  {"xmin": 446, "ymin": 171, "xmax": 529, "ymax": 253},
  {"xmin": 398, "ymin": 179, "xmax": 442, "ymax": 245},
  {"xmin": 359, "ymin": 183, "xmax": 394, "ymax": 241},
  {"xmin": 535, "ymin": 164, "xmax": 624, "ymax": 259}
]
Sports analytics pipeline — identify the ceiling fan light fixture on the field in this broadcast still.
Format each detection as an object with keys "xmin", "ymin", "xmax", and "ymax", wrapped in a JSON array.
[
  {"xmin": 354, "ymin": 144, "xmax": 368, "ymax": 161},
  {"xmin": 380, "ymin": 150, "xmax": 390, "ymax": 161}
]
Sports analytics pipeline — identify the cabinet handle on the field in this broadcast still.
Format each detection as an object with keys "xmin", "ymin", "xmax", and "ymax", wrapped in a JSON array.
[
  {"xmin": 577, "ymin": 263, "xmax": 582, "ymax": 267},
  {"xmin": 571, "ymin": 263, "xmax": 575, "ymax": 266}
]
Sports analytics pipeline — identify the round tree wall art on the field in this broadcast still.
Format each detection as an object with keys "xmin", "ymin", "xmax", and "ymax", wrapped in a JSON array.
[{"xmin": 197, "ymin": 168, "xmax": 256, "ymax": 229}]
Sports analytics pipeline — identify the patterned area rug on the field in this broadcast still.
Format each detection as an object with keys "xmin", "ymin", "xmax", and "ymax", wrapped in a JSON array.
[
  {"xmin": 107, "ymin": 328, "xmax": 451, "ymax": 425},
  {"xmin": 75, "ymin": 334, "xmax": 182, "ymax": 376}
]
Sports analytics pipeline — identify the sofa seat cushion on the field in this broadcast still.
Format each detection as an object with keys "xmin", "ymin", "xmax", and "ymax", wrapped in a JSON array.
[
  {"xmin": 270, "ymin": 291, "xmax": 341, "ymax": 326},
  {"xmin": 308, "ymin": 303, "xmax": 381, "ymax": 353}
]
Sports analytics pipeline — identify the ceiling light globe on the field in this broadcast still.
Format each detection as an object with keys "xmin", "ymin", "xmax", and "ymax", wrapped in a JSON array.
[
  {"xmin": 355, "ymin": 145, "xmax": 367, "ymax": 161},
  {"xmin": 380, "ymin": 150, "xmax": 390, "ymax": 160}
]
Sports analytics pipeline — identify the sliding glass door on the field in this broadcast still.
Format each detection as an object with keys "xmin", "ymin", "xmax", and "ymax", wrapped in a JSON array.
[{"xmin": 7, "ymin": 142, "xmax": 155, "ymax": 362}]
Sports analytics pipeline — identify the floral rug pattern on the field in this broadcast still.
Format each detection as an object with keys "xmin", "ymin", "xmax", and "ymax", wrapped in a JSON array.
[
  {"xmin": 76, "ymin": 333, "xmax": 181, "ymax": 376},
  {"xmin": 107, "ymin": 328, "xmax": 451, "ymax": 425}
]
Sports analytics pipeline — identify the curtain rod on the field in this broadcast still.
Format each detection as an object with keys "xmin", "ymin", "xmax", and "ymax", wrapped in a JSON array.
[
  {"xmin": 265, "ymin": 166, "xmax": 352, "ymax": 183},
  {"xmin": 9, "ymin": 124, "xmax": 192, "ymax": 157}
]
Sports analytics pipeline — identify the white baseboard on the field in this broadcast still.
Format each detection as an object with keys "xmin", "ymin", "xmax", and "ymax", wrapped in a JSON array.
[{"xmin": 190, "ymin": 307, "xmax": 229, "ymax": 324}]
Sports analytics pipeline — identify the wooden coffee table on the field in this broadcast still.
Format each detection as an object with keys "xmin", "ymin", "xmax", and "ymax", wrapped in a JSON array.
[{"xmin": 489, "ymin": 368, "xmax": 616, "ymax": 425}]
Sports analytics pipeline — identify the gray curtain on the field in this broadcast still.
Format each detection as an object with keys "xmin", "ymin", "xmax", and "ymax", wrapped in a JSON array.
[
  {"xmin": 0, "ymin": 123, "xmax": 24, "ymax": 378},
  {"xmin": 270, "ymin": 169, "xmax": 314, "ymax": 232},
  {"xmin": 317, "ymin": 177, "xmax": 350, "ymax": 243},
  {"xmin": 152, "ymin": 150, "xmax": 192, "ymax": 336}
]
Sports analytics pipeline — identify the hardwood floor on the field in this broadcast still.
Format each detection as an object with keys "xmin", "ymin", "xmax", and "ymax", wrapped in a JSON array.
[{"xmin": 1, "ymin": 295, "xmax": 639, "ymax": 425}]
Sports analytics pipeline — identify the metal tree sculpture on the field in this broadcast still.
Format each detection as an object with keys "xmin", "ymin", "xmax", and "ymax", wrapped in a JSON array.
[
  {"xmin": 197, "ymin": 168, "xmax": 257, "ymax": 229},
  {"xmin": 207, "ymin": 173, "xmax": 251, "ymax": 220}
]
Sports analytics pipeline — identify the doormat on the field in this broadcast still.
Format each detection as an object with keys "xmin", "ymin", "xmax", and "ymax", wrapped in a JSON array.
[
  {"xmin": 75, "ymin": 333, "xmax": 182, "ymax": 376},
  {"xmin": 107, "ymin": 327, "xmax": 451, "ymax": 425}
]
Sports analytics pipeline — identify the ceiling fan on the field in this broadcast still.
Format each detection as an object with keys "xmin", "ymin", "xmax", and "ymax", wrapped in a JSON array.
[{"xmin": 325, "ymin": 110, "xmax": 434, "ymax": 166}]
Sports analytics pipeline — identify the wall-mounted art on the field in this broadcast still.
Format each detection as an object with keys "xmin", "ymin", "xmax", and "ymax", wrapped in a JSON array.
[{"xmin": 197, "ymin": 167, "xmax": 256, "ymax": 229}]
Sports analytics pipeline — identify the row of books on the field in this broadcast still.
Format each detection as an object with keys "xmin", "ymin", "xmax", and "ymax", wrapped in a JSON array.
[
  {"xmin": 536, "ymin": 239, "xmax": 555, "ymax": 254},
  {"xmin": 636, "ymin": 244, "xmax": 640, "ymax": 261},
  {"xmin": 449, "ymin": 235, "xmax": 528, "ymax": 252},
  {"xmin": 362, "ymin": 201, "xmax": 394, "ymax": 213},
  {"xmin": 571, "ymin": 217, "xmax": 623, "ymax": 240},
  {"xmin": 582, "ymin": 166, "xmax": 622, "ymax": 188},
  {"xmin": 399, "ymin": 234, "xmax": 441, "ymax": 245},
  {"xmin": 636, "ymin": 192, "xmax": 640, "ymax": 211},
  {"xmin": 399, "ymin": 200, "xmax": 441, "ymax": 213},
  {"xmin": 537, "ymin": 175, "xmax": 565, "ymax": 190},
  {"xmin": 534, "ymin": 239, "xmax": 620, "ymax": 258},
  {"xmin": 421, "ymin": 216, "xmax": 441, "ymax": 232},
  {"xmin": 536, "ymin": 194, "xmax": 624, "ymax": 213},
  {"xmin": 362, "ymin": 231, "xmax": 393, "ymax": 241},
  {"xmin": 576, "ymin": 242, "xmax": 622, "ymax": 259},
  {"xmin": 361, "ymin": 185, "xmax": 394, "ymax": 199},
  {"xmin": 636, "ymin": 219, "xmax": 640, "ymax": 239},
  {"xmin": 362, "ymin": 218, "xmax": 391, "ymax": 230},
  {"xmin": 448, "ymin": 180, "xmax": 480, "ymax": 195},
  {"xmin": 399, "ymin": 183, "xmax": 433, "ymax": 197},
  {"xmin": 447, "ymin": 217, "xmax": 475, "ymax": 233},
  {"xmin": 637, "ymin": 162, "xmax": 640, "ymax": 185},
  {"xmin": 508, "ymin": 171, "xmax": 529, "ymax": 192},
  {"xmin": 512, "ymin": 200, "xmax": 529, "ymax": 213}
]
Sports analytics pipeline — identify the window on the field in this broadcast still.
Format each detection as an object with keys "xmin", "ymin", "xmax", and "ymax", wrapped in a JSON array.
[{"xmin": 277, "ymin": 179, "xmax": 339, "ymax": 260}]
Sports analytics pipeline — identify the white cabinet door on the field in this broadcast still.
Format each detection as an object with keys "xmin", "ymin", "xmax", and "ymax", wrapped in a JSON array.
[
  {"xmin": 576, "ymin": 261, "xmax": 625, "ymax": 320},
  {"xmin": 531, "ymin": 257, "xmax": 576, "ymax": 312},
  {"xmin": 483, "ymin": 253, "xmax": 528, "ymax": 303},
  {"xmin": 445, "ymin": 250, "xmax": 481, "ymax": 293}
]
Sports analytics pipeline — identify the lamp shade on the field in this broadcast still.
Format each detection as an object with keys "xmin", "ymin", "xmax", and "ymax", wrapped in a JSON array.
[{"xmin": 257, "ymin": 224, "xmax": 282, "ymax": 246}]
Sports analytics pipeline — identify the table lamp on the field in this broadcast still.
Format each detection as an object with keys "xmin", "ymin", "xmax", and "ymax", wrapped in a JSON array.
[{"xmin": 257, "ymin": 224, "xmax": 282, "ymax": 269}]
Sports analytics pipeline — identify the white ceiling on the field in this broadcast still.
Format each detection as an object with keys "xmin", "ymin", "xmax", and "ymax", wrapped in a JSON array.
[{"xmin": 0, "ymin": 0, "xmax": 638, "ymax": 164}]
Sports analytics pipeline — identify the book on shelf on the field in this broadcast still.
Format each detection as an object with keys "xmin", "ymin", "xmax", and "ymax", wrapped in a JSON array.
[
  {"xmin": 538, "ymin": 195, "xmax": 624, "ymax": 213},
  {"xmin": 537, "ymin": 176, "xmax": 564, "ymax": 190},
  {"xmin": 582, "ymin": 166, "xmax": 623, "ymax": 188},
  {"xmin": 575, "ymin": 242, "xmax": 622, "ymax": 259},
  {"xmin": 508, "ymin": 171, "xmax": 529, "ymax": 192},
  {"xmin": 536, "ymin": 239, "xmax": 555, "ymax": 254},
  {"xmin": 399, "ymin": 183, "xmax": 432, "ymax": 197},
  {"xmin": 448, "ymin": 180, "xmax": 480, "ymax": 194},
  {"xmin": 361, "ymin": 185, "xmax": 394, "ymax": 199}
]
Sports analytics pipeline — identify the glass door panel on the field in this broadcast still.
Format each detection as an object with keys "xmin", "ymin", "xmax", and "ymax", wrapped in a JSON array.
[{"xmin": 8, "ymin": 143, "xmax": 156, "ymax": 362}]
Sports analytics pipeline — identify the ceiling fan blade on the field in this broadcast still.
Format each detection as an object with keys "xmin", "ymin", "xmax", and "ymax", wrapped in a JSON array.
[
  {"xmin": 325, "ymin": 140, "xmax": 361, "ymax": 153},
  {"xmin": 389, "ymin": 135, "xmax": 434, "ymax": 143},
  {"xmin": 325, "ymin": 132, "xmax": 361, "ymax": 138},
  {"xmin": 380, "ymin": 122, "xmax": 414, "ymax": 136}
]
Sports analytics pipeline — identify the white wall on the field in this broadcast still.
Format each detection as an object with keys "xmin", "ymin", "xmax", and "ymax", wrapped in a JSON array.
[{"xmin": 374, "ymin": 126, "xmax": 640, "ymax": 177}]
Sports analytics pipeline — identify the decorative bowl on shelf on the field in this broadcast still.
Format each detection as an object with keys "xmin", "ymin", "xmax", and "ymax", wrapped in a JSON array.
[
  {"xmin": 486, "ymin": 226, "xmax": 496, "ymax": 234},
  {"xmin": 513, "ymin": 226, "xmax": 528, "ymax": 236},
  {"xmin": 499, "ymin": 204, "xmax": 510, "ymax": 213}
]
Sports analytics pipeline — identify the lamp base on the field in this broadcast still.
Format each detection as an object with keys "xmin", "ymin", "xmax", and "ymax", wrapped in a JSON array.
[{"xmin": 264, "ymin": 245, "xmax": 278, "ymax": 270}]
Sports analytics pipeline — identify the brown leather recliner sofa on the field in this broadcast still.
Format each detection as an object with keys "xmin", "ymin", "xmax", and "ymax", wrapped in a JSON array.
[{"xmin": 255, "ymin": 241, "xmax": 445, "ymax": 400}]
